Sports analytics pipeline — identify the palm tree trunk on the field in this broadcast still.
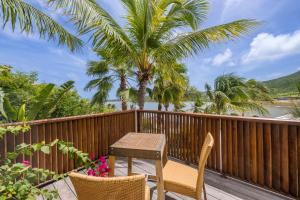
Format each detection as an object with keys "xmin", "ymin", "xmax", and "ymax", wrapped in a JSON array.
[
  {"xmin": 158, "ymin": 102, "xmax": 162, "ymax": 111},
  {"xmin": 138, "ymin": 79, "xmax": 147, "ymax": 110},
  {"xmin": 137, "ymin": 70, "xmax": 150, "ymax": 110},
  {"xmin": 120, "ymin": 75, "xmax": 127, "ymax": 111},
  {"xmin": 164, "ymin": 104, "xmax": 169, "ymax": 111}
]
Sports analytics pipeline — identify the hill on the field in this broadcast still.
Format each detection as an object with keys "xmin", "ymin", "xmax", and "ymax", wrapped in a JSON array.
[{"xmin": 263, "ymin": 70, "xmax": 300, "ymax": 97}]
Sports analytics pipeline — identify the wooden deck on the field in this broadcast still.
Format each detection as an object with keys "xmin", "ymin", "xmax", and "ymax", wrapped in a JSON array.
[{"xmin": 40, "ymin": 158, "xmax": 293, "ymax": 200}]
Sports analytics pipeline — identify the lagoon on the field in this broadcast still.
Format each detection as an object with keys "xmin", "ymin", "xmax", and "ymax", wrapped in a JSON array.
[{"xmin": 107, "ymin": 101, "xmax": 293, "ymax": 118}]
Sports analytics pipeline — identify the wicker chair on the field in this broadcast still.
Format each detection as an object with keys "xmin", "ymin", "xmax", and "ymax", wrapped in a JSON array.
[
  {"xmin": 163, "ymin": 132, "xmax": 214, "ymax": 200},
  {"xmin": 69, "ymin": 172, "xmax": 150, "ymax": 200}
]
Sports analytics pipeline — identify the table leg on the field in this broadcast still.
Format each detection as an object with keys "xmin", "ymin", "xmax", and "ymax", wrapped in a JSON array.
[
  {"xmin": 128, "ymin": 157, "xmax": 132, "ymax": 176},
  {"xmin": 155, "ymin": 160, "xmax": 165, "ymax": 200},
  {"xmin": 108, "ymin": 156, "xmax": 115, "ymax": 177}
]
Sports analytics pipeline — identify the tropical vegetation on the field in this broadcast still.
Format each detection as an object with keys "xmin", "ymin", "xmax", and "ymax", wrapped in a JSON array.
[
  {"xmin": 0, "ymin": 66, "xmax": 115, "ymax": 123},
  {"xmin": 291, "ymin": 82, "xmax": 300, "ymax": 118},
  {"xmin": 203, "ymin": 74, "xmax": 272, "ymax": 115},
  {"xmin": 147, "ymin": 63, "xmax": 188, "ymax": 111},
  {"xmin": 264, "ymin": 70, "xmax": 300, "ymax": 97},
  {"xmin": 85, "ymin": 50, "xmax": 135, "ymax": 110},
  {"xmin": 48, "ymin": 0, "xmax": 259, "ymax": 110},
  {"xmin": 0, "ymin": 124, "xmax": 95, "ymax": 200}
]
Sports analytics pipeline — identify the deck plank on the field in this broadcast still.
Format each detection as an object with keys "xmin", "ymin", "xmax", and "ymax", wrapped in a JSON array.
[
  {"xmin": 53, "ymin": 178, "xmax": 77, "ymax": 200},
  {"xmin": 40, "ymin": 159, "xmax": 293, "ymax": 200}
]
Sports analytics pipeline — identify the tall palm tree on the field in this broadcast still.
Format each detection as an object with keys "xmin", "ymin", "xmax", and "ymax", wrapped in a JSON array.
[
  {"xmin": 85, "ymin": 51, "xmax": 134, "ymax": 110},
  {"xmin": 205, "ymin": 74, "xmax": 270, "ymax": 115},
  {"xmin": 49, "ymin": 0, "xmax": 259, "ymax": 109},
  {"xmin": 0, "ymin": 0, "xmax": 82, "ymax": 51}
]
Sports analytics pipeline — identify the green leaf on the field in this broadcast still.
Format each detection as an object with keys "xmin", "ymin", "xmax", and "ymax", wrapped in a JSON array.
[
  {"xmin": 41, "ymin": 146, "xmax": 50, "ymax": 154},
  {"xmin": 17, "ymin": 104, "xmax": 26, "ymax": 122},
  {"xmin": 1, "ymin": 0, "xmax": 83, "ymax": 51},
  {"xmin": 27, "ymin": 84, "xmax": 55, "ymax": 120},
  {"xmin": 0, "ymin": 88, "xmax": 8, "ymax": 119},
  {"xmin": 32, "ymin": 143, "xmax": 42, "ymax": 151},
  {"xmin": 3, "ymin": 97, "xmax": 17, "ymax": 121}
]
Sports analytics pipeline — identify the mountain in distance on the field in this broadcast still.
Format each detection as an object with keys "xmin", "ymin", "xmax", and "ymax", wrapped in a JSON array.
[{"xmin": 263, "ymin": 70, "xmax": 300, "ymax": 97}]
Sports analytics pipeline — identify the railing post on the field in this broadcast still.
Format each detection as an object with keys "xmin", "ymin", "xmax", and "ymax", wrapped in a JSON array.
[{"xmin": 135, "ymin": 110, "xmax": 138, "ymax": 132}]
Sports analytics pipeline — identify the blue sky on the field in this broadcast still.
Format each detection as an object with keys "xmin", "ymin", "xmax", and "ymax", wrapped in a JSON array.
[{"xmin": 1, "ymin": 0, "xmax": 300, "ymax": 99}]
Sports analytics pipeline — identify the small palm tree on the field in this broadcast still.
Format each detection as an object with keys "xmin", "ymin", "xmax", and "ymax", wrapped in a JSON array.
[
  {"xmin": 205, "ymin": 74, "xmax": 270, "ymax": 115},
  {"xmin": 85, "ymin": 51, "xmax": 134, "ymax": 110},
  {"xmin": 0, "ymin": 0, "xmax": 82, "ymax": 51},
  {"xmin": 148, "ymin": 64, "xmax": 188, "ymax": 111},
  {"xmin": 49, "ymin": 0, "xmax": 259, "ymax": 109}
]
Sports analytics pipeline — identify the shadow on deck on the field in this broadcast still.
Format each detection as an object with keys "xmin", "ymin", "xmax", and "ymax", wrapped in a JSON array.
[{"xmin": 40, "ymin": 158, "xmax": 293, "ymax": 200}]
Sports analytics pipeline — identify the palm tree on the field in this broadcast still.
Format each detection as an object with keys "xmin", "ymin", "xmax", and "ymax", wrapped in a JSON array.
[
  {"xmin": 205, "ymin": 74, "xmax": 270, "ymax": 115},
  {"xmin": 0, "ymin": 0, "xmax": 82, "ymax": 51},
  {"xmin": 48, "ymin": 0, "xmax": 259, "ymax": 109},
  {"xmin": 148, "ymin": 63, "xmax": 188, "ymax": 111},
  {"xmin": 85, "ymin": 50, "xmax": 134, "ymax": 110}
]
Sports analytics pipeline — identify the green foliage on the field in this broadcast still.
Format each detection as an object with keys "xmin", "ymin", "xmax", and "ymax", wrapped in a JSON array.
[
  {"xmin": 148, "ymin": 63, "xmax": 188, "ymax": 111},
  {"xmin": 0, "ymin": 124, "xmax": 30, "ymax": 140},
  {"xmin": 0, "ymin": 66, "xmax": 111, "ymax": 122},
  {"xmin": 48, "ymin": 0, "xmax": 259, "ymax": 109},
  {"xmin": 263, "ymin": 70, "xmax": 300, "ymax": 97},
  {"xmin": 0, "ymin": 65, "xmax": 38, "ymax": 107},
  {"xmin": 0, "ymin": 89, "xmax": 7, "ymax": 120},
  {"xmin": 205, "ymin": 74, "xmax": 271, "ymax": 115},
  {"xmin": 184, "ymin": 86, "xmax": 203, "ymax": 101},
  {"xmin": 0, "ymin": 125, "xmax": 92, "ymax": 200},
  {"xmin": 27, "ymin": 84, "xmax": 55, "ymax": 120},
  {"xmin": 0, "ymin": 0, "xmax": 82, "ymax": 51},
  {"xmin": 85, "ymin": 50, "xmax": 133, "ymax": 110},
  {"xmin": 290, "ymin": 83, "xmax": 300, "ymax": 119},
  {"xmin": 193, "ymin": 96, "xmax": 205, "ymax": 113}
]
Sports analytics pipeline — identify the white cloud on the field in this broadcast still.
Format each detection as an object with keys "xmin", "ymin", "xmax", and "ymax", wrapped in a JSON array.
[
  {"xmin": 242, "ymin": 30, "xmax": 300, "ymax": 63},
  {"xmin": 220, "ymin": 0, "xmax": 283, "ymax": 23},
  {"xmin": 48, "ymin": 48, "xmax": 87, "ymax": 68},
  {"xmin": 0, "ymin": 26, "xmax": 41, "ymax": 41},
  {"xmin": 212, "ymin": 48, "xmax": 233, "ymax": 66}
]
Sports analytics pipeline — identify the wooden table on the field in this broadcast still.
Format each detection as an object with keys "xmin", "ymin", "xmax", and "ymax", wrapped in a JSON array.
[{"xmin": 108, "ymin": 132, "xmax": 166, "ymax": 200}]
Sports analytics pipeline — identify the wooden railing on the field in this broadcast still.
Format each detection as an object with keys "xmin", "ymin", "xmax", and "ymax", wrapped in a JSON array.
[
  {"xmin": 0, "ymin": 111, "xmax": 136, "ymax": 175},
  {"xmin": 137, "ymin": 110, "xmax": 300, "ymax": 198},
  {"xmin": 1, "ymin": 110, "xmax": 300, "ymax": 198}
]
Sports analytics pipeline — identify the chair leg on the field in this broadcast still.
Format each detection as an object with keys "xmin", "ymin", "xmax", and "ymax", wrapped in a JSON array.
[{"xmin": 203, "ymin": 183, "xmax": 207, "ymax": 200}]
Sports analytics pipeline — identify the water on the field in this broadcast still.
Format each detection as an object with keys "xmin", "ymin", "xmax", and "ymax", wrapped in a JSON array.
[{"xmin": 107, "ymin": 101, "xmax": 293, "ymax": 118}]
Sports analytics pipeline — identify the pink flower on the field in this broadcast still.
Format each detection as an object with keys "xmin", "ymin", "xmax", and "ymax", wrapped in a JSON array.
[
  {"xmin": 97, "ymin": 165, "xmax": 103, "ymax": 172},
  {"xmin": 87, "ymin": 169, "xmax": 96, "ymax": 176},
  {"xmin": 100, "ymin": 172, "xmax": 106, "ymax": 177},
  {"xmin": 89, "ymin": 152, "xmax": 95, "ymax": 160},
  {"xmin": 99, "ymin": 156, "xmax": 106, "ymax": 163},
  {"xmin": 22, "ymin": 160, "xmax": 30, "ymax": 166},
  {"xmin": 101, "ymin": 162, "xmax": 107, "ymax": 169}
]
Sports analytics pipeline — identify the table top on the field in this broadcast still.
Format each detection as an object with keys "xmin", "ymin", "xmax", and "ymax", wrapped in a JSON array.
[{"xmin": 109, "ymin": 132, "xmax": 166, "ymax": 160}]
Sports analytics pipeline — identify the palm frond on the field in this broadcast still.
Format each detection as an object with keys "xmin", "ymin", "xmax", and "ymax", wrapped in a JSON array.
[
  {"xmin": 48, "ymin": 0, "xmax": 135, "ymax": 54},
  {"xmin": 154, "ymin": 19, "xmax": 259, "ymax": 63},
  {"xmin": 1, "ymin": 0, "xmax": 83, "ymax": 51}
]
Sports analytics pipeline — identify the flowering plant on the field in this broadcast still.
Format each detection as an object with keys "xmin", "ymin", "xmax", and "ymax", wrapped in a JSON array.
[
  {"xmin": 86, "ymin": 153, "xmax": 110, "ymax": 177},
  {"xmin": 0, "ymin": 125, "xmax": 91, "ymax": 200}
]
